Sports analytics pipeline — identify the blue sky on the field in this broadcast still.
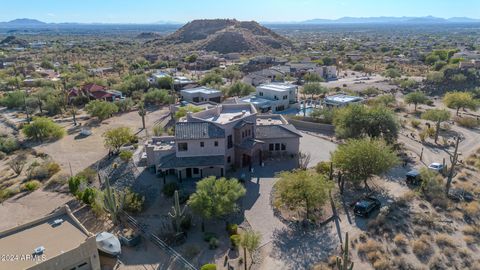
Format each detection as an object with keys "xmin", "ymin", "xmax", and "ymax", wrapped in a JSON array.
[{"xmin": 2, "ymin": 0, "xmax": 480, "ymax": 23}]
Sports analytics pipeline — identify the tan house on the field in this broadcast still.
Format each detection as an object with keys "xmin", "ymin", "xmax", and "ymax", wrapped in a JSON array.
[
  {"xmin": 145, "ymin": 103, "xmax": 301, "ymax": 180},
  {"xmin": 0, "ymin": 205, "xmax": 100, "ymax": 270}
]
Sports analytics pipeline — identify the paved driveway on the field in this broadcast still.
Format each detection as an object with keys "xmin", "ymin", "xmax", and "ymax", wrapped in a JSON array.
[
  {"xmin": 242, "ymin": 134, "xmax": 337, "ymax": 247},
  {"xmin": 299, "ymin": 132, "xmax": 338, "ymax": 168}
]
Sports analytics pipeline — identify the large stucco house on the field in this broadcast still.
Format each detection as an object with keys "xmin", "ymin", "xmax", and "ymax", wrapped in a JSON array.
[{"xmin": 144, "ymin": 103, "xmax": 301, "ymax": 180}]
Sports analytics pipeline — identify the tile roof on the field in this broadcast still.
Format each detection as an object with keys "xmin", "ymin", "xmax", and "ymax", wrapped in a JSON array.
[
  {"xmin": 159, "ymin": 154, "xmax": 225, "ymax": 168},
  {"xmin": 255, "ymin": 124, "xmax": 302, "ymax": 139},
  {"xmin": 175, "ymin": 122, "xmax": 225, "ymax": 140}
]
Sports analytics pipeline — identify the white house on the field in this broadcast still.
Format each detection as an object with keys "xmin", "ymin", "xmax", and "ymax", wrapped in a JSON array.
[
  {"xmin": 255, "ymin": 83, "xmax": 298, "ymax": 112},
  {"xmin": 180, "ymin": 86, "xmax": 222, "ymax": 103}
]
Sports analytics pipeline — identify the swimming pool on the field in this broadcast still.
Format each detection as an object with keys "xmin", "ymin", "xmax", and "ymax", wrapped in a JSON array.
[{"xmin": 276, "ymin": 106, "xmax": 315, "ymax": 116}]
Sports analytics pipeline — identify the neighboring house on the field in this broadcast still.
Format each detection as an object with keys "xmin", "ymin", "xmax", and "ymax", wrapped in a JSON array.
[
  {"xmin": 67, "ymin": 83, "xmax": 123, "ymax": 103},
  {"xmin": 254, "ymin": 83, "xmax": 298, "ymax": 112},
  {"xmin": 145, "ymin": 104, "xmax": 301, "ymax": 180},
  {"xmin": 87, "ymin": 67, "xmax": 113, "ymax": 76},
  {"xmin": 180, "ymin": 86, "xmax": 222, "ymax": 103},
  {"xmin": 174, "ymin": 76, "xmax": 197, "ymax": 90},
  {"xmin": 148, "ymin": 71, "xmax": 170, "ymax": 84},
  {"xmin": 0, "ymin": 205, "xmax": 100, "ymax": 270},
  {"xmin": 324, "ymin": 94, "xmax": 364, "ymax": 108}
]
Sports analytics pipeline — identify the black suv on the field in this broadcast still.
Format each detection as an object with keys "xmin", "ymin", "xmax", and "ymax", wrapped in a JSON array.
[{"xmin": 353, "ymin": 197, "xmax": 381, "ymax": 217}]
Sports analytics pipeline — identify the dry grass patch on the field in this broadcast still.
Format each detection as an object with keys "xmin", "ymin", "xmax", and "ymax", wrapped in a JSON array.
[
  {"xmin": 357, "ymin": 239, "xmax": 391, "ymax": 269},
  {"xmin": 463, "ymin": 201, "xmax": 480, "ymax": 218},
  {"xmin": 411, "ymin": 235, "xmax": 433, "ymax": 261},
  {"xmin": 435, "ymin": 233, "xmax": 456, "ymax": 248},
  {"xmin": 393, "ymin": 233, "xmax": 408, "ymax": 247}
]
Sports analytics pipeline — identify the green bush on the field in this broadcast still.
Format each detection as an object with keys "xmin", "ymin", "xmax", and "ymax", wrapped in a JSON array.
[
  {"xmin": 162, "ymin": 182, "xmax": 179, "ymax": 197},
  {"xmin": 0, "ymin": 137, "xmax": 19, "ymax": 154},
  {"xmin": 200, "ymin": 264, "xmax": 217, "ymax": 270},
  {"xmin": 209, "ymin": 237, "xmax": 219, "ymax": 249},
  {"xmin": 119, "ymin": 150, "xmax": 133, "ymax": 162},
  {"xmin": 124, "ymin": 188, "xmax": 144, "ymax": 213},
  {"xmin": 68, "ymin": 175, "xmax": 87, "ymax": 195},
  {"xmin": 230, "ymin": 234, "xmax": 241, "ymax": 248},
  {"xmin": 203, "ymin": 232, "xmax": 217, "ymax": 242},
  {"xmin": 455, "ymin": 116, "xmax": 479, "ymax": 128},
  {"xmin": 22, "ymin": 180, "xmax": 41, "ymax": 192},
  {"xmin": 0, "ymin": 188, "xmax": 19, "ymax": 202},
  {"xmin": 81, "ymin": 187, "xmax": 97, "ymax": 205},
  {"xmin": 226, "ymin": 223, "xmax": 238, "ymax": 235},
  {"xmin": 411, "ymin": 119, "xmax": 421, "ymax": 128},
  {"xmin": 28, "ymin": 161, "xmax": 61, "ymax": 180},
  {"xmin": 315, "ymin": 161, "xmax": 332, "ymax": 175},
  {"xmin": 76, "ymin": 168, "xmax": 97, "ymax": 183}
]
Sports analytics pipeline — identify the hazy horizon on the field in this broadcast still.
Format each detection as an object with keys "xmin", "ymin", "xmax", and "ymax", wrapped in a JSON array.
[{"xmin": 2, "ymin": 0, "xmax": 480, "ymax": 24}]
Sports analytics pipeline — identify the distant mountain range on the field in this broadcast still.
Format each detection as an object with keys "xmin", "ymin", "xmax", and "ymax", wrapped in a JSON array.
[
  {"xmin": 300, "ymin": 16, "xmax": 480, "ymax": 24},
  {"xmin": 1, "ymin": 16, "xmax": 480, "ymax": 28}
]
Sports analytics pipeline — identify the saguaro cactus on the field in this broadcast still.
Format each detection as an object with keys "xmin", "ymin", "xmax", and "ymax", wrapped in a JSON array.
[
  {"xmin": 169, "ymin": 190, "xmax": 186, "ymax": 232},
  {"xmin": 336, "ymin": 232, "xmax": 354, "ymax": 270},
  {"xmin": 138, "ymin": 104, "xmax": 146, "ymax": 130},
  {"xmin": 103, "ymin": 178, "xmax": 124, "ymax": 223}
]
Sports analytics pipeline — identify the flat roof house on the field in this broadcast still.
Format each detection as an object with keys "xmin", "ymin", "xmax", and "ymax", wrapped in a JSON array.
[
  {"xmin": 180, "ymin": 86, "xmax": 222, "ymax": 104},
  {"xmin": 324, "ymin": 94, "xmax": 364, "ymax": 108},
  {"xmin": 253, "ymin": 83, "xmax": 298, "ymax": 112},
  {"xmin": 0, "ymin": 205, "xmax": 100, "ymax": 270},
  {"xmin": 145, "ymin": 103, "xmax": 301, "ymax": 181}
]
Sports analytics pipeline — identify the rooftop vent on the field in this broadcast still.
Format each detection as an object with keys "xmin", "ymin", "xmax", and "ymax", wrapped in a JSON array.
[{"xmin": 33, "ymin": 246, "xmax": 45, "ymax": 255}]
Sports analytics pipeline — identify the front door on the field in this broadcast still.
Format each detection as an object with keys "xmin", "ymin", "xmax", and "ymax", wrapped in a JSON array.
[
  {"xmin": 186, "ymin": 168, "xmax": 192, "ymax": 178},
  {"xmin": 242, "ymin": 154, "xmax": 251, "ymax": 167}
]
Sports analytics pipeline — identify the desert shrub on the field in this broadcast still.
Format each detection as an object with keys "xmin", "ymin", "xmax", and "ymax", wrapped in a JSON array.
[
  {"xmin": 411, "ymin": 235, "xmax": 433, "ymax": 259},
  {"xmin": 411, "ymin": 119, "xmax": 421, "ymax": 128},
  {"xmin": 209, "ymin": 237, "xmax": 219, "ymax": 249},
  {"xmin": 76, "ymin": 168, "xmax": 97, "ymax": 183},
  {"xmin": 21, "ymin": 180, "xmax": 41, "ymax": 192},
  {"xmin": 0, "ymin": 188, "xmax": 19, "ymax": 202},
  {"xmin": 464, "ymin": 201, "xmax": 480, "ymax": 218},
  {"xmin": 28, "ymin": 161, "xmax": 60, "ymax": 181},
  {"xmin": 230, "ymin": 234, "xmax": 241, "ymax": 248},
  {"xmin": 435, "ymin": 233, "xmax": 456, "ymax": 248},
  {"xmin": 183, "ymin": 244, "xmax": 200, "ymax": 260},
  {"xmin": 455, "ymin": 116, "xmax": 480, "ymax": 128},
  {"xmin": 0, "ymin": 151, "xmax": 5, "ymax": 160},
  {"xmin": 119, "ymin": 150, "xmax": 133, "ymax": 162},
  {"xmin": 44, "ymin": 173, "xmax": 69, "ymax": 189},
  {"xmin": 153, "ymin": 125, "xmax": 164, "ymax": 136},
  {"xmin": 315, "ymin": 161, "xmax": 332, "ymax": 175},
  {"xmin": 373, "ymin": 258, "xmax": 390, "ymax": 270},
  {"xmin": 226, "ymin": 223, "xmax": 238, "ymax": 235},
  {"xmin": 0, "ymin": 137, "xmax": 20, "ymax": 154},
  {"xmin": 203, "ymin": 232, "xmax": 217, "ymax": 242},
  {"xmin": 162, "ymin": 182, "xmax": 179, "ymax": 197},
  {"xmin": 68, "ymin": 175, "xmax": 87, "ymax": 195},
  {"xmin": 393, "ymin": 233, "xmax": 408, "ymax": 246},
  {"xmin": 124, "ymin": 188, "xmax": 144, "ymax": 213},
  {"xmin": 396, "ymin": 190, "xmax": 416, "ymax": 207},
  {"xmin": 81, "ymin": 187, "xmax": 97, "ymax": 205},
  {"xmin": 200, "ymin": 264, "xmax": 216, "ymax": 270}
]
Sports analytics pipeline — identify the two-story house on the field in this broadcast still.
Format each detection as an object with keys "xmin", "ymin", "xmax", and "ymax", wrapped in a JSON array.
[{"xmin": 144, "ymin": 103, "xmax": 301, "ymax": 180}]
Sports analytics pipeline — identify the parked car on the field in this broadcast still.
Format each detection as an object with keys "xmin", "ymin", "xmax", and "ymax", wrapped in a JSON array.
[
  {"xmin": 428, "ymin": 162, "xmax": 444, "ymax": 172},
  {"xmin": 353, "ymin": 197, "xmax": 381, "ymax": 217},
  {"xmin": 406, "ymin": 170, "xmax": 421, "ymax": 185},
  {"xmin": 448, "ymin": 188, "xmax": 474, "ymax": 202}
]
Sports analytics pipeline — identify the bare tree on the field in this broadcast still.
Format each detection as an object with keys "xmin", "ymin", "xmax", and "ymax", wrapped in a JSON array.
[
  {"xmin": 9, "ymin": 155, "xmax": 26, "ymax": 175},
  {"xmin": 298, "ymin": 151, "xmax": 311, "ymax": 170}
]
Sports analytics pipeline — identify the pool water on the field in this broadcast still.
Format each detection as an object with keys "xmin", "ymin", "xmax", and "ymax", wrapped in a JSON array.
[{"xmin": 276, "ymin": 106, "xmax": 315, "ymax": 116}]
